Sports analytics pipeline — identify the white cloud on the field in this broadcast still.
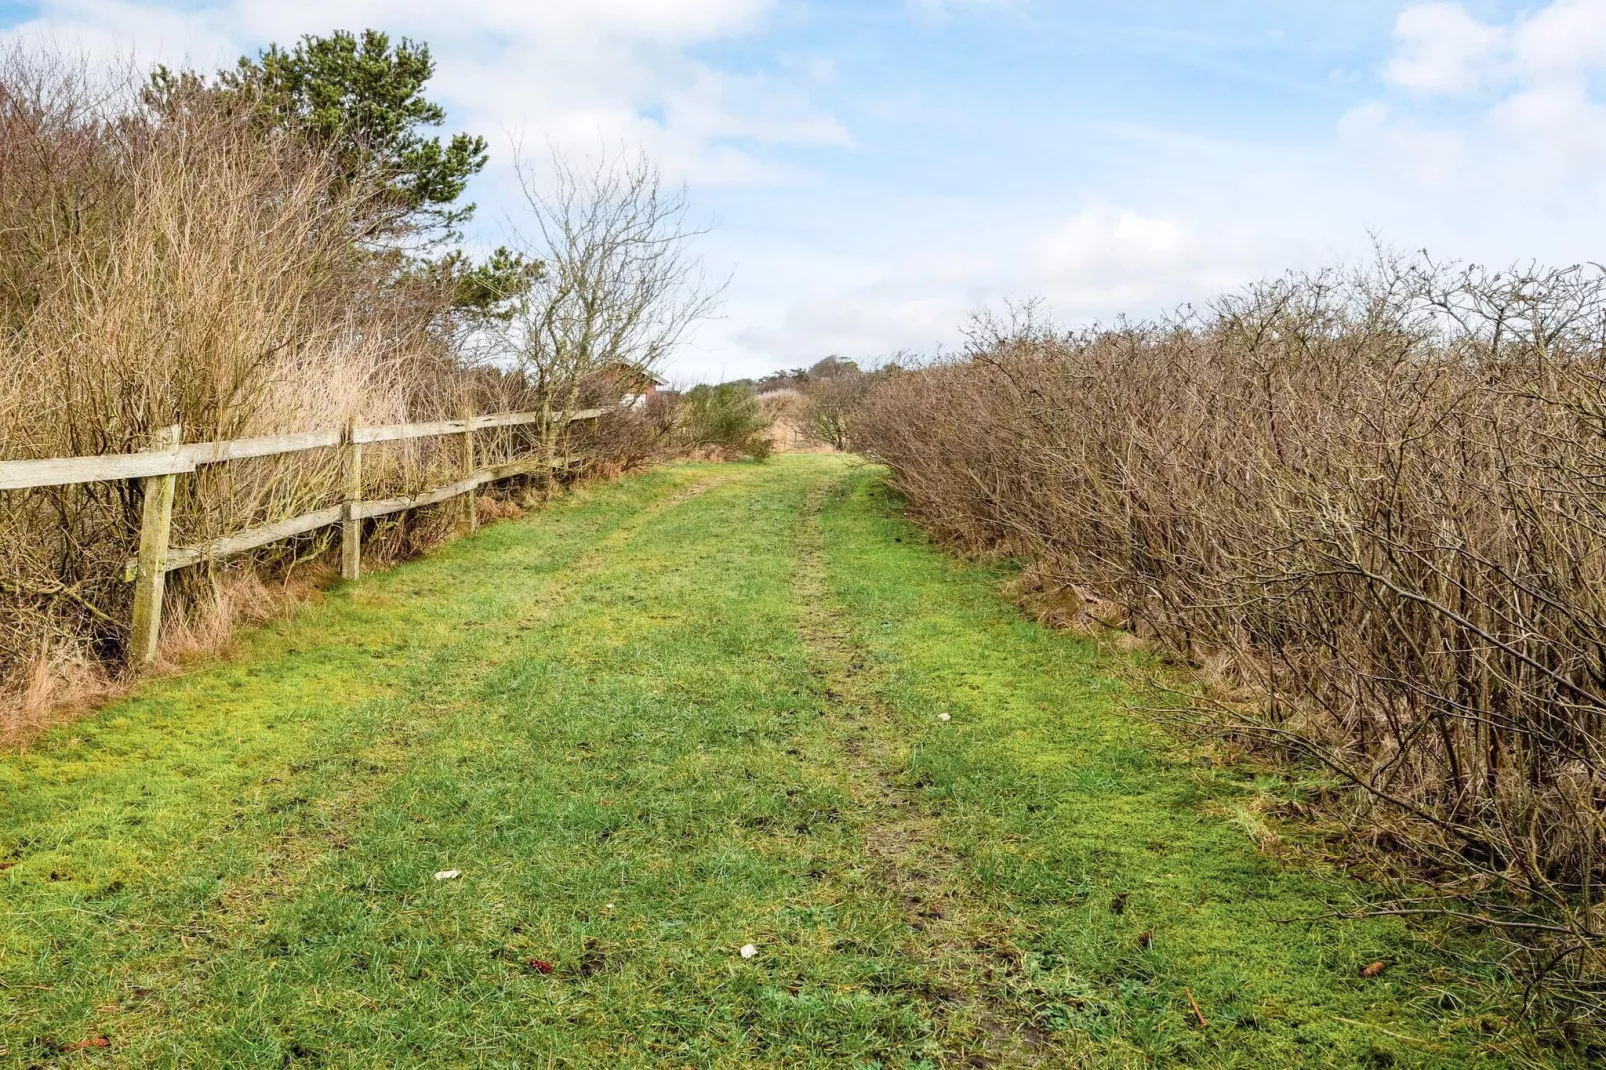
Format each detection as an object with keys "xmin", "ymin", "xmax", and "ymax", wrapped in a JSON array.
[
  {"xmin": 1384, "ymin": 2, "xmax": 1502, "ymax": 94},
  {"xmin": 0, "ymin": 0, "xmax": 845, "ymax": 187},
  {"xmin": 1366, "ymin": 1, "xmax": 1606, "ymax": 184},
  {"xmin": 1337, "ymin": 100, "xmax": 1469, "ymax": 184},
  {"xmin": 1509, "ymin": 0, "xmax": 1606, "ymax": 82},
  {"xmin": 1385, "ymin": 0, "xmax": 1606, "ymax": 96},
  {"xmin": 728, "ymin": 201, "xmax": 1270, "ymax": 370},
  {"xmin": 1036, "ymin": 206, "xmax": 1189, "ymax": 284},
  {"xmin": 1488, "ymin": 84, "xmax": 1606, "ymax": 172}
]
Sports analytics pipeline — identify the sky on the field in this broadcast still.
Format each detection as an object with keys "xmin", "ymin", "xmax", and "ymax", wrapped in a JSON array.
[{"xmin": 2, "ymin": 0, "xmax": 1605, "ymax": 382}]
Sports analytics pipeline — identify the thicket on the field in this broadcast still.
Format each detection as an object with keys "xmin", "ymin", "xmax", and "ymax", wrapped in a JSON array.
[
  {"xmin": 0, "ymin": 39, "xmax": 709, "ymax": 736},
  {"xmin": 678, "ymin": 384, "xmax": 774, "ymax": 459},
  {"xmin": 852, "ymin": 257, "xmax": 1606, "ymax": 1021}
]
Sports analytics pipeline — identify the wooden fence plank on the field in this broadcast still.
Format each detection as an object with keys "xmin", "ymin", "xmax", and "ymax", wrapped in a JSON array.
[
  {"xmin": 179, "ymin": 429, "xmax": 342, "ymax": 466},
  {"xmin": 352, "ymin": 474, "xmax": 485, "ymax": 520},
  {"xmin": 125, "ymin": 454, "xmax": 583, "ymax": 577},
  {"xmin": 348, "ymin": 454, "xmax": 579, "ymax": 521},
  {"xmin": 162, "ymin": 506, "xmax": 344, "ymax": 573},
  {"xmin": 467, "ymin": 408, "xmax": 604, "ymax": 431},
  {"xmin": 352, "ymin": 419, "xmax": 470, "ymax": 445},
  {"xmin": 341, "ymin": 419, "xmax": 362, "ymax": 581},
  {"xmin": 0, "ymin": 410, "xmax": 600, "ymax": 492},
  {"xmin": 0, "ymin": 450, "xmax": 194, "ymax": 492},
  {"xmin": 128, "ymin": 426, "xmax": 182, "ymax": 666},
  {"xmin": 470, "ymin": 412, "xmax": 541, "ymax": 430}
]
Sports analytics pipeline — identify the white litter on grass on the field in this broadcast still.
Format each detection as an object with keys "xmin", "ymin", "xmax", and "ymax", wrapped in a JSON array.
[
  {"xmin": 740, "ymin": 944, "xmax": 758, "ymax": 959},
  {"xmin": 938, "ymin": 713, "xmax": 951, "ymax": 722},
  {"xmin": 434, "ymin": 870, "xmax": 461, "ymax": 881}
]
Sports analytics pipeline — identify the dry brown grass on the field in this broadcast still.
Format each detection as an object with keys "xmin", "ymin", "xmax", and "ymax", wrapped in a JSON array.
[
  {"xmin": 756, "ymin": 389, "xmax": 835, "ymax": 453},
  {"xmin": 852, "ymin": 258, "xmax": 1606, "ymax": 1018},
  {"xmin": 0, "ymin": 49, "xmax": 594, "ymax": 740}
]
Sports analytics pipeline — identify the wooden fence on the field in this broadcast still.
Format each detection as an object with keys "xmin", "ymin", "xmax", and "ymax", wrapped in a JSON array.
[{"xmin": 0, "ymin": 408, "xmax": 604, "ymax": 666}]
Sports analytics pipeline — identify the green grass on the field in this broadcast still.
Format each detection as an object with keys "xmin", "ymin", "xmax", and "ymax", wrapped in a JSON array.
[{"xmin": 0, "ymin": 455, "xmax": 1588, "ymax": 1068}]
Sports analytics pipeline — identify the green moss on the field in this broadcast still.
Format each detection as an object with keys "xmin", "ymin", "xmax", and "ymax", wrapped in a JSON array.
[{"xmin": 0, "ymin": 456, "xmax": 1583, "ymax": 1068}]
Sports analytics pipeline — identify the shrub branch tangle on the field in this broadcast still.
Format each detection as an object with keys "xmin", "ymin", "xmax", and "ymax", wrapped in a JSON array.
[{"xmin": 852, "ymin": 259, "xmax": 1606, "ymax": 1015}]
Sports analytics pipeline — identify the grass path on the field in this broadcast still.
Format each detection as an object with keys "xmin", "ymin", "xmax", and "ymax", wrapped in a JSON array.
[{"xmin": 0, "ymin": 455, "xmax": 1583, "ymax": 1068}]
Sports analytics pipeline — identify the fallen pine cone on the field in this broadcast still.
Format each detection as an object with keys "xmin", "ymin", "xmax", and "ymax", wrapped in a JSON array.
[
  {"xmin": 1360, "ymin": 961, "xmax": 1387, "ymax": 978},
  {"xmin": 1137, "ymin": 930, "xmax": 1153, "ymax": 949},
  {"xmin": 60, "ymin": 1037, "xmax": 110, "ymax": 1052}
]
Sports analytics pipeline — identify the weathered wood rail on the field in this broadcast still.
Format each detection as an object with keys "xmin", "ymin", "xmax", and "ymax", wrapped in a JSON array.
[{"xmin": 0, "ymin": 408, "xmax": 604, "ymax": 666}]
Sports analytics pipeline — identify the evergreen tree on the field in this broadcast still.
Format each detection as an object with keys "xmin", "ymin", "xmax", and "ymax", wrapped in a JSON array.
[
  {"xmin": 221, "ymin": 29, "xmax": 486, "ymax": 243},
  {"xmin": 148, "ymin": 30, "xmax": 540, "ymax": 322}
]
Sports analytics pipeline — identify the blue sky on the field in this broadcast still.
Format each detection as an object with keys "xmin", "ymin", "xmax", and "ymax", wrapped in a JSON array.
[{"xmin": 4, "ymin": 0, "xmax": 1604, "ymax": 381}]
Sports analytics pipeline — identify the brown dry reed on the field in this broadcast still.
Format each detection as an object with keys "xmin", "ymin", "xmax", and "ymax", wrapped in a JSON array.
[
  {"xmin": 0, "ymin": 49, "xmax": 577, "ymax": 738},
  {"xmin": 852, "ymin": 255, "xmax": 1606, "ymax": 1018}
]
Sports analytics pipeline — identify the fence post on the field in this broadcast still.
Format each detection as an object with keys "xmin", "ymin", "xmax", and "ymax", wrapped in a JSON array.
[
  {"xmin": 341, "ymin": 417, "xmax": 362, "ymax": 581},
  {"xmin": 128, "ymin": 424, "xmax": 181, "ymax": 668},
  {"xmin": 460, "ymin": 408, "xmax": 477, "ymax": 534}
]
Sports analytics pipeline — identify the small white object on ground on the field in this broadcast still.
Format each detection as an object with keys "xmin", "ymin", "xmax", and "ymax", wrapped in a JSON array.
[
  {"xmin": 938, "ymin": 713, "xmax": 951, "ymax": 722},
  {"xmin": 433, "ymin": 870, "xmax": 461, "ymax": 881},
  {"xmin": 740, "ymin": 944, "xmax": 758, "ymax": 959}
]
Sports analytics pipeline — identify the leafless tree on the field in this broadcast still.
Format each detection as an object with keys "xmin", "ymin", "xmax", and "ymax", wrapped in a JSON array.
[{"xmin": 504, "ymin": 149, "xmax": 724, "ymax": 476}]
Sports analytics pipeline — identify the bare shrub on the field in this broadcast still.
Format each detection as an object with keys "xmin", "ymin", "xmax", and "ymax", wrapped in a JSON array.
[
  {"xmin": 799, "ymin": 372, "xmax": 873, "ymax": 451},
  {"xmin": 771, "ymin": 355, "xmax": 900, "ymax": 451},
  {"xmin": 852, "ymin": 257, "xmax": 1606, "ymax": 1017},
  {"xmin": 580, "ymin": 393, "xmax": 680, "ymax": 475}
]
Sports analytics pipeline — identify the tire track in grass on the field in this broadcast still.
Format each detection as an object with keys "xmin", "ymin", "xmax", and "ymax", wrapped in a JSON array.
[{"xmin": 793, "ymin": 476, "xmax": 1066, "ymax": 1068}]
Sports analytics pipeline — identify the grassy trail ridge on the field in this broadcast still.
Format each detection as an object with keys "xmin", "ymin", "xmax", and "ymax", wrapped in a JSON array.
[{"xmin": 0, "ymin": 456, "xmax": 1579, "ymax": 1068}]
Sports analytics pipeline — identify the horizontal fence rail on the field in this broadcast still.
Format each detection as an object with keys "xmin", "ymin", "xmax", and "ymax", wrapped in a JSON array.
[
  {"xmin": 0, "ymin": 409, "xmax": 605, "ymax": 492},
  {"xmin": 0, "ymin": 448, "xmax": 196, "ymax": 492},
  {"xmin": 0, "ymin": 407, "xmax": 607, "ymax": 666}
]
